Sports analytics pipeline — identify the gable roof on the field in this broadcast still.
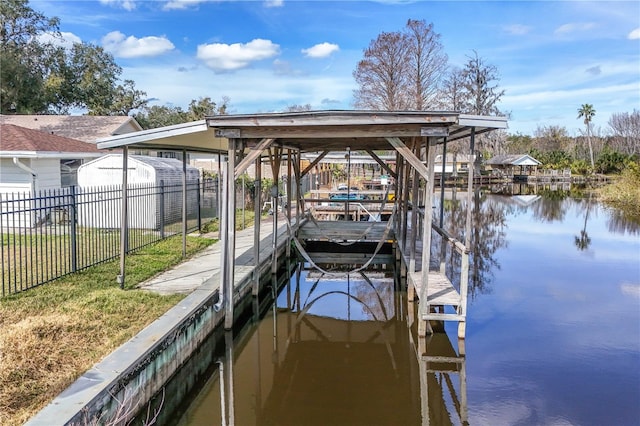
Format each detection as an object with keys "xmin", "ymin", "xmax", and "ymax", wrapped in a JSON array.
[
  {"xmin": 0, "ymin": 115, "xmax": 142, "ymax": 143},
  {"xmin": 0, "ymin": 124, "xmax": 102, "ymax": 158},
  {"xmin": 486, "ymin": 154, "xmax": 541, "ymax": 166}
]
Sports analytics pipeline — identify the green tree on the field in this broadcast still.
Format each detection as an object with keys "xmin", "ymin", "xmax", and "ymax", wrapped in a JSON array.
[
  {"xmin": 134, "ymin": 105, "xmax": 188, "ymax": 129},
  {"xmin": 505, "ymin": 133, "xmax": 534, "ymax": 154},
  {"xmin": 577, "ymin": 103, "xmax": 596, "ymax": 169},
  {"xmin": 134, "ymin": 97, "xmax": 229, "ymax": 129},
  {"xmin": 1, "ymin": 0, "xmax": 146, "ymax": 115},
  {"xmin": 185, "ymin": 96, "xmax": 228, "ymax": 120},
  {"xmin": 0, "ymin": 0, "xmax": 60, "ymax": 113}
]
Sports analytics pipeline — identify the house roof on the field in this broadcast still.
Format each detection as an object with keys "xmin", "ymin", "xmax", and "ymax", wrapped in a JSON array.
[
  {"xmin": 0, "ymin": 114, "xmax": 142, "ymax": 143},
  {"xmin": 0, "ymin": 124, "xmax": 102, "ymax": 158},
  {"xmin": 486, "ymin": 154, "xmax": 541, "ymax": 166}
]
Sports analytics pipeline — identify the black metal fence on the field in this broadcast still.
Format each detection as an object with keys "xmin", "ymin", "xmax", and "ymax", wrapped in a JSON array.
[{"xmin": 1, "ymin": 178, "xmax": 220, "ymax": 296}]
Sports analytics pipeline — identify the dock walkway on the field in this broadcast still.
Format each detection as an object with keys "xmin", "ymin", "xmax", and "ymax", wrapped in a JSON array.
[{"xmin": 139, "ymin": 213, "xmax": 292, "ymax": 295}]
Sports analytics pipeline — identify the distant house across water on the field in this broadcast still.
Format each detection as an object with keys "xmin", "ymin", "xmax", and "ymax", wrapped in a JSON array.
[{"xmin": 485, "ymin": 154, "xmax": 542, "ymax": 179}]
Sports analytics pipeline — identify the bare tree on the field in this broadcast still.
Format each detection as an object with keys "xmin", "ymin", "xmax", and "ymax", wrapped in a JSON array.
[
  {"xmin": 460, "ymin": 50, "xmax": 504, "ymax": 115},
  {"xmin": 404, "ymin": 19, "xmax": 448, "ymax": 110},
  {"xmin": 608, "ymin": 110, "xmax": 640, "ymax": 155},
  {"xmin": 353, "ymin": 20, "xmax": 447, "ymax": 110},
  {"xmin": 284, "ymin": 103, "xmax": 313, "ymax": 112},
  {"xmin": 534, "ymin": 125, "xmax": 573, "ymax": 152},
  {"xmin": 353, "ymin": 31, "xmax": 410, "ymax": 110},
  {"xmin": 440, "ymin": 66, "xmax": 466, "ymax": 111}
]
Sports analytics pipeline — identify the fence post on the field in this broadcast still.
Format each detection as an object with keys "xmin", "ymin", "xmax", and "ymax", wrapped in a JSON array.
[
  {"xmin": 197, "ymin": 178, "xmax": 202, "ymax": 231},
  {"xmin": 70, "ymin": 186, "xmax": 78, "ymax": 273},
  {"xmin": 159, "ymin": 180, "xmax": 165, "ymax": 239}
]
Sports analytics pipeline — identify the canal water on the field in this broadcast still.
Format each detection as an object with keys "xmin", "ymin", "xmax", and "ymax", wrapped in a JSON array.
[{"xmin": 149, "ymin": 187, "xmax": 640, "ymax": 426}]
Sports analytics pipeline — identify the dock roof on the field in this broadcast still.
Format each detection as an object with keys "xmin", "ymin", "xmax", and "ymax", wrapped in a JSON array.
[{"xmin": 96, "ymin": 110, "xmax": 508, "ymax": 154}]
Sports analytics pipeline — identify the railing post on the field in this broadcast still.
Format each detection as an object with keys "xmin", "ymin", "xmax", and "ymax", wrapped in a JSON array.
[
  {"xmin": 197, "ymin": 178, "xmax": 202, "ymax": 231},
  {"xmin": 159, "ymin": 180, "xmax": 165, "ymax": 239},
  {"xmin": 70, "ymin": 185, "xmax": 78, "ymax": 273}
]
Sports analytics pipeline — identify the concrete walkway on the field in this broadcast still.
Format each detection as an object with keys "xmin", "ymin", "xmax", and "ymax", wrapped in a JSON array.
[{"xmin": 139, "ymin": 212, "xmax": 294, "ymax": 295}]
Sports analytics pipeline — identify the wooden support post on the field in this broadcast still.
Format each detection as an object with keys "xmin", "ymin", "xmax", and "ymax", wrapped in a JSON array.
[
  {"xmin": 401, "ymin": 149, "xmax": 410, "ymax": 250},
  {"xmin": 395, "ymin": 154, "xmax": 404, "ymax": 243},
  {"xmin": 286, "ymin": 150, "xmax": 292, "ymax": 257},
  {"xmin": 418, "ymin": 137, "xmax": 437, "ymax": 336},
  {"xmin": 253, "ymin": 157, "xmax": 261, "ymax": 296},
  {"xmin": 409, "ymin": 139, "xmax": 420, "ymax": 275},
  {"xmin": 224, "ymin": 139, "xmax": 237, "ymax": 330},
  {"xmin": 117, "ymin": 146, "xmax": 129, "ymax": 289},
  {"xmin": 182, "ymin": 148, "xmax": 187, "ymax": 259},
  {"xmin": 458, "ymin": 320, "xmax": 467, "ymax": 340}
]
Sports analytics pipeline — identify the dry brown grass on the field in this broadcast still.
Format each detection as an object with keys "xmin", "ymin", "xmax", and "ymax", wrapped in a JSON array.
[
  {"xmin": 598, "ymin": 166, "xmax": 640, "ymax": 222},
  {"xmin": 0, "ymin": 235, "xmax": 214, "ymax": 426}
]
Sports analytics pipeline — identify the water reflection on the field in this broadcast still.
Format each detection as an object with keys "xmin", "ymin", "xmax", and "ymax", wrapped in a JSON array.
[
  {"xmin": 174, "ymin": 268, "xmax": 467, "ymax": 426},
  {"xmin": 434, "ymin": 184, "xmax": 640, "ymax": 302},
  {"xmin": 146, "ymin": 185, "xmax": 639, "ymax": 425}
]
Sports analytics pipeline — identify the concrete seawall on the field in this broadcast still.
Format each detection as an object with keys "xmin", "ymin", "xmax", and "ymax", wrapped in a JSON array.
[{"xmin": 26, "ymin": 219, "xmax": 293, "ymax": 425}]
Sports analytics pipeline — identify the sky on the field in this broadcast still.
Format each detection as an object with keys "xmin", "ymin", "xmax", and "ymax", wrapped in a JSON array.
[{"xmin": 32, "ymin": 0, "xmax": 640, "ymax": 136}]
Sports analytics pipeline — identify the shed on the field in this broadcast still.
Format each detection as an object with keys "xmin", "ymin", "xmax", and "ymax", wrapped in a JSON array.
[
  {"xmin": 485, "ymin": 154, "xmax": 541, "ymax": 178},
  {"xmin": 77, "ymin": 155, "xmax": 199, "ymax": 229}
]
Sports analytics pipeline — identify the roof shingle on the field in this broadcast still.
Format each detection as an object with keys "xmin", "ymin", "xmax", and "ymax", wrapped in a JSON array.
[
  {"xmin": 0, "ymin": 115, "xmax": 141, "ymax": 143},
  {"xmin": 0, "ymin": 124, "xmax": 101, "ymax": 153}
]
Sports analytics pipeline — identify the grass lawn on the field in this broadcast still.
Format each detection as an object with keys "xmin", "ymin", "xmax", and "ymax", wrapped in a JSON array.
[{"xmin": 0, "ymin": 234, "xmax": 215, "ymax": 426}]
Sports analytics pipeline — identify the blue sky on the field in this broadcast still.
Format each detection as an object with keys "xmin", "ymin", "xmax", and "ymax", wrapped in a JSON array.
[{"xmin": 34, "ymin": 0, "xmax": 640, "ymax": 135}]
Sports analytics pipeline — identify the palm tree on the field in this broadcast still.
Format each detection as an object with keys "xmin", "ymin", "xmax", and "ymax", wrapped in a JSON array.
[{"xmin": 577, "ymin": 104, "xmax": 596, "ymax": 169}]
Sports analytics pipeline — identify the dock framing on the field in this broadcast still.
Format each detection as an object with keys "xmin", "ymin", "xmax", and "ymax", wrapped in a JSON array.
[{"xmin": 97, "ymin": 110, "xmax": 507, "ymax": 338}]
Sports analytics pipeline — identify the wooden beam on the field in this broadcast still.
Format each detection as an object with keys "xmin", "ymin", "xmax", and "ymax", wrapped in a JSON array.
[
  {"xmin": 268, "ymin": 146, "xmax": 282, "ymax": 179},
  {"xmin": 387, "ymin": 137, "xmax": 429, "ymax": 180},
  {"xmin": 365, "ymin": 149, "xmax": 397, "ymax": 179},
  {"xmin": 301, "ymin": 150, "xmax": 328, "ymax": 177},
  {"xmin": 219, "ymin": 125, "xmax": 432, "ymax": 139},
  {"xmin": 234, "ymin": 138, "xmax": 273, "ymax": 178}
]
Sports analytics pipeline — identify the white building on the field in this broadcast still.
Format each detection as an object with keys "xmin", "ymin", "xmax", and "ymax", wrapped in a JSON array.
[
  {"xmin": 77, "ymin": 154, "xmax": 200, "ymax": 229},
  {"xmin": 0, "ymin": 124, "xmax": 103, "ymax": 227}
]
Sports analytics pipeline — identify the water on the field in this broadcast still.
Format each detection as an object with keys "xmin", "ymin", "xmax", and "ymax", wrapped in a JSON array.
[{"xmin": 158, "ymin": 190, "xmax": 640, "ymax": 426}]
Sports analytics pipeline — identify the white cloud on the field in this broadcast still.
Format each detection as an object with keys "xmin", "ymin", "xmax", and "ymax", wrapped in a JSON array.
[
  {"xmin": 264, "ymin": 0, "xmax": 284, "ymax": 7},
  {"xmin": 503, "ymin": 24, "xmax": 532, "ymax": 36},
  {"xmin": 273, "ymin": 59, "xmax": 305, "ymax": 77},
  {"xmin": 99, "ymin": 0, "xmax": 136, "ymax": 11},
  {"xmin": 197, "ymin": 39, "xmax": 280, "ymax": 71},
  {"xmin": 554, "ymin": 22, "xmax": 597, "ymax": 35},
  {"xmin": 101, "ymin": 31, "xmax": 175, "ymax": 58},
  {"xmin": 628, "ymin": 28, "xmax": 640, "ymax": 40},
  {"xmin": 37, "ymin": 31, "xmax": 82, "ymax": 50},
  {"xmin": 620, "ymin": 283, "xmax": 640, "ymax": 298},
  {"xmin": 162, "ymin": 0, "xmax": 280, "ymax": 10},
  {"xmin": 120, "ymin": 62, "xmax": 353, "ymax": 113},
  {"xmin": 302, "ymin": 42, "xmax": 340, "ymax": 58},
  {"xmin": 162, "ymin": 0, "xmax": 204, "ymax": 10}
]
